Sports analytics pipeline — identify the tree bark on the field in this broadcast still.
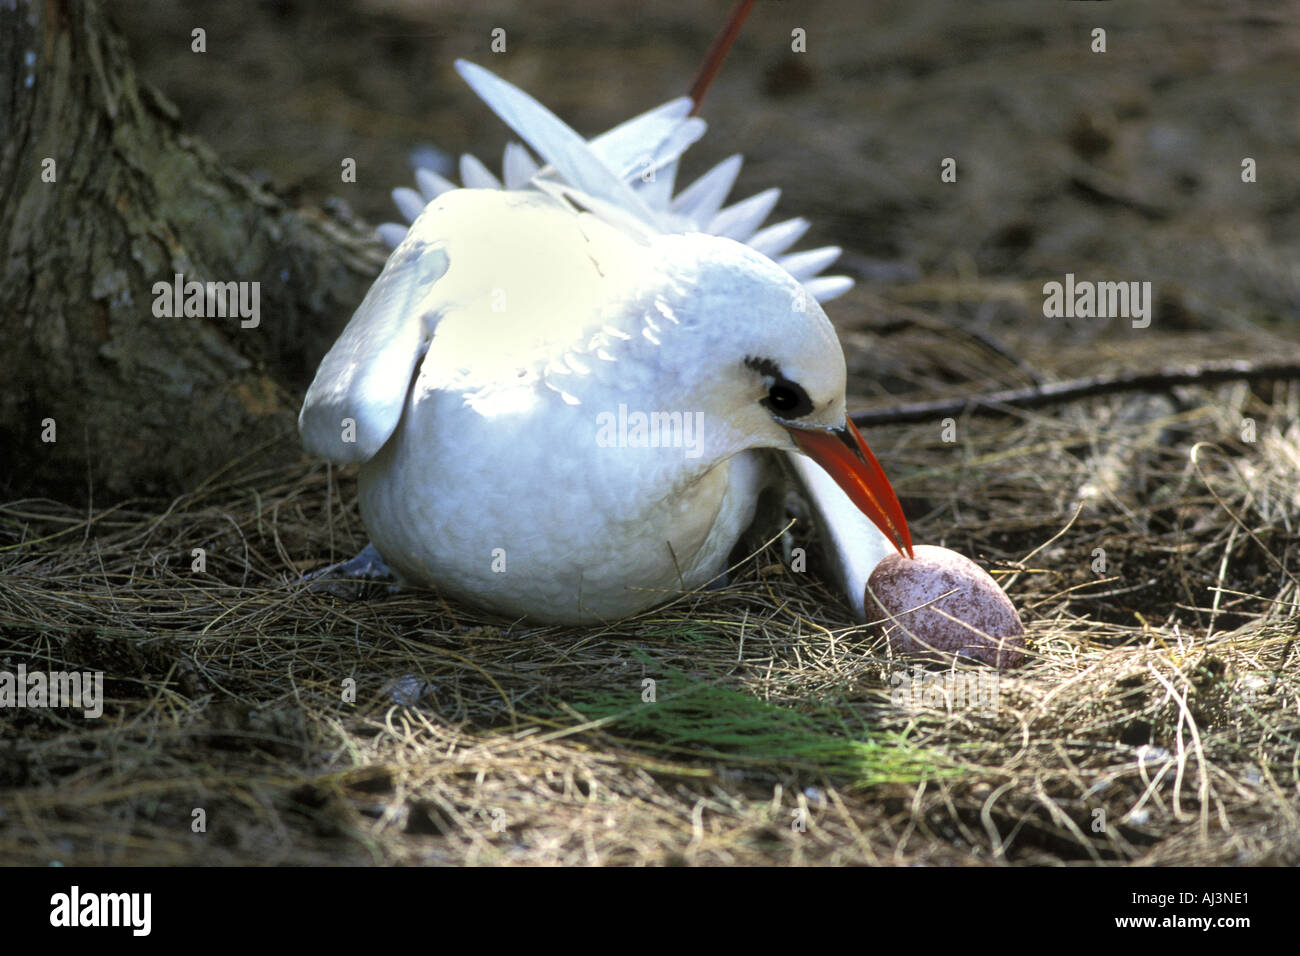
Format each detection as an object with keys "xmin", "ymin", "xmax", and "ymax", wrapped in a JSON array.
[{"xmin": 0, "ymin": 0, "xmax": 385, "ymax": 500}]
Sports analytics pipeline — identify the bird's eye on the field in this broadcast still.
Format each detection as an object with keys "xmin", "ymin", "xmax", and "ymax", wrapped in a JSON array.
[{"xmin": 762, "ymin": 379, "xmax": 814, "ymax": 419}]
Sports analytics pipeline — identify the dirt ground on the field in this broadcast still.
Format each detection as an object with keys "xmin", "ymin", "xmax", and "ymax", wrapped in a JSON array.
[{"xmin": 1, "ymin": 0, "xmax": 1297, "ymax": 865}]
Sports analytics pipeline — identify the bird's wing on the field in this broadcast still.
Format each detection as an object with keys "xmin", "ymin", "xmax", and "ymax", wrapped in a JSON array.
[
  {"xmin": 301, "ymin": 189, "xmax": 648, "ymax": 463},
  {"xmin": 377, "ymin": 61, "xmax": 852, "ymax": 301},
  {"xmin": 299, "ymin": 233, "xmax": 449, "ymax": 463}
]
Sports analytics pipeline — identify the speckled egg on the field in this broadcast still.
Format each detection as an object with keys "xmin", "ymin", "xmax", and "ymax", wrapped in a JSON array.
[{"xmin": 866, "ymin": 545, "xmax": 1025, "ymax": 668}]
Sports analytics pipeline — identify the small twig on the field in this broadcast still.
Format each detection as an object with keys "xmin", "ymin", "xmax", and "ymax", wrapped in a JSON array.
[{"xmin": 852, "ymin": 358, "xmax": 1300, "ymax": 427}]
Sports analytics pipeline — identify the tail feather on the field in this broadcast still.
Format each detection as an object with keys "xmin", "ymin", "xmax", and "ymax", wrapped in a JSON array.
[
  {"xmin": 802, "ymin": 275, "xmax": 854, "ymax": 302},
  {"xmin": 415, "ymin": 167, "xmax": 457, "ymax": 201},
  {"xmin": 454, "ymin": 59, "xmax": 661, "ymax": 228},
  {"xmin": 747, "ymin": 217, "xmax": 810, "ymax": 258},
  {"xmin": 376, "ymin": 223, "xmax": 408, "ymax": 249},
  {"xmin": 707, "ymin": 188, "xmax": 781, "ymax": 242},
  {"xmin": 670, "ymin": 154, "xmax": 743, "ymax": 226},
  {"xmin": 392, "ymin": 187, "xmax": 426, "ymax": 224},
  {"xmin": 501, "ymin": 142, "xmax": 539, "ymax": 189},
  {"xmin": 458, "ymin": 152, "xmax": 502, "ymax": 190},
  {"xmin": 778, "ymin": 246, "xmax": 843, "ymax": 282},
  {"xmin": 589, "ymin": 99, "xmax": 702, "ymax": 185},
  {"xmin": 380, "ymin": 62, "xmax": 854, "ymax": 301}
]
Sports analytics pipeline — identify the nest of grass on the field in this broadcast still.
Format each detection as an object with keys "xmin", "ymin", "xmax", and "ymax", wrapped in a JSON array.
[{"xmin": 1, "ymin": 319, "xmax": 1297, "ymax": 866}]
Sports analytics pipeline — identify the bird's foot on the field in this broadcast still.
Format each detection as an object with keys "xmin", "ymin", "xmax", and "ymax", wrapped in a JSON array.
[{"xmin": 301, "ymin": 542, "xmax": 400, "ymax": 600}]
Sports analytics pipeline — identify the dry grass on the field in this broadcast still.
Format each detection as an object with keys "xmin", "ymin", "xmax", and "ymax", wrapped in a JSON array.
[
  {"xmin": 8, "ymin": 0, "xmax": 1290, "ymax": 866},
  {"xmin": 2, "ymin": 316, "xmax": 1297, "ymax": 866}
]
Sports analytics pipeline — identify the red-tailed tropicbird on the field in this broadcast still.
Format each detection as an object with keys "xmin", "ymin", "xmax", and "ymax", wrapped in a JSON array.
[{"xmin": 299, "ymin": 60, "xmax": 913, "ymax": 624}]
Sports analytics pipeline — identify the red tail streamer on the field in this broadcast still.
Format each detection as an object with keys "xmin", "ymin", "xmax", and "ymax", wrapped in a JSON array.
[{"xmin": 687, "ymin": 0, "xmax": 757, "ymax": 116}]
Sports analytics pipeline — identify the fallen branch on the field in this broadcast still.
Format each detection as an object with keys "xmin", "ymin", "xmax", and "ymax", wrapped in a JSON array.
[{"xmin": 851, "ymin": 358, "xmax": 1300, "ymax": 427}]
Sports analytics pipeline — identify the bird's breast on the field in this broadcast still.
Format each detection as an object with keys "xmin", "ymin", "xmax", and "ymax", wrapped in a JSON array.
[{"xmin": 357, "ymin": 382, "xmax": 756, "ymax": 623}]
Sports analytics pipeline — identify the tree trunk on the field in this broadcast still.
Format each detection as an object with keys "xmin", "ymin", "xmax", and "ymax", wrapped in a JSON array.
[{"xmin": 0, "ymin": 0, "xmax": 384, "ymax": 500}]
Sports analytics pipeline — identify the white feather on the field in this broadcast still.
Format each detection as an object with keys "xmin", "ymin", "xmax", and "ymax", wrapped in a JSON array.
[
  {"xmin": 634, "ymin": 158, "xmax": 679, "ymax": 215},
  {"xmin": 415, "ymin": 167, "xmax": 457, "ymax": 201},
  {"xmin": 377, "ymin": 223, "xmax": 408, "ymax": 249},
  {"xmin": 454, "ymin": 60, "xmax": 661, "ymax": 228},
  {"xmin": 501, "ymin": 142, "xmax": 539, "ymax": 189},
  {"xmin": 532, "ymin": 180, "xmax": 660, "ymax": 245},
  {"xmin": 588, "ymin": 97, "xmax": 695, "ymax": 175},
  {"xmin": 459, "ymin": 153, "xmax": 503, "ymax": 190},
  {"xmin": 707, "ymin": 188, "xmax": 781, "ymax": 242},
  {"xmin": 670, "ymin": 155, "xmax": 743, "ymax": 227},
  {"xmin": 778, "ymin": 246, "xmax": 843, "ymax": 282},
  {"xmin": 300, "ymin": 237, "xmax": 449, "ymax": 463},
  {"xmin": 584, "ymin": 97, "xmax": 701, "ymax": 214},
  {"xmin": 747, "ymin": 217, "xmax": 811, "ymax": 258},
  {"xmin": 803, "ymin": 275, "xmax": 854, "ymax": 302},
  {"xmin": 607, "ymin": 118, "xmax": 705, "ymax": 186},
  {"xmin": 395, "ymin": 66, "xmax": 844, "ymax": 302},
  {"xmin": 392, "ymin": 187, "xmax": 427, "ymax": 224}
]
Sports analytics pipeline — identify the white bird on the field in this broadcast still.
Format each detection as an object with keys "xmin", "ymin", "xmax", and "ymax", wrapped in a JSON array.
[{"xmin": 299, "ymin": 60, "xmax": 912, "ymax": 625}]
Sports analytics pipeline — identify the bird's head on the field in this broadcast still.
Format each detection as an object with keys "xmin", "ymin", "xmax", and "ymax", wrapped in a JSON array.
[{"xmin": 638, "ymin": 233, "xmax": 914, "ymax": 557}]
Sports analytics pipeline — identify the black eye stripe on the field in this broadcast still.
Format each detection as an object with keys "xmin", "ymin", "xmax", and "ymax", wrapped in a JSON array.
[
  {"xmin": 761, "ymin": 377, "xmax": 814, "ymax": 419},
  {"xmin": 744, "ymin": 356, "xmax": 782, "ymax": 379},
  {"xmin": 746, "ymin": 356, "xmax": 814, "ymax": 419}
]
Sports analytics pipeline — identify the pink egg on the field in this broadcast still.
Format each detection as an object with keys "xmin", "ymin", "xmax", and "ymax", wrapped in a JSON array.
[{"xmin": 866, "ymin": 545, "xmax": 1025, "ymax": 669}]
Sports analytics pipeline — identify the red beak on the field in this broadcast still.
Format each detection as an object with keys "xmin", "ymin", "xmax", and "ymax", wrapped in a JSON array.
[{"xmin": 787, "ymin": 418, "xmax": 914, "ymax": 558}]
